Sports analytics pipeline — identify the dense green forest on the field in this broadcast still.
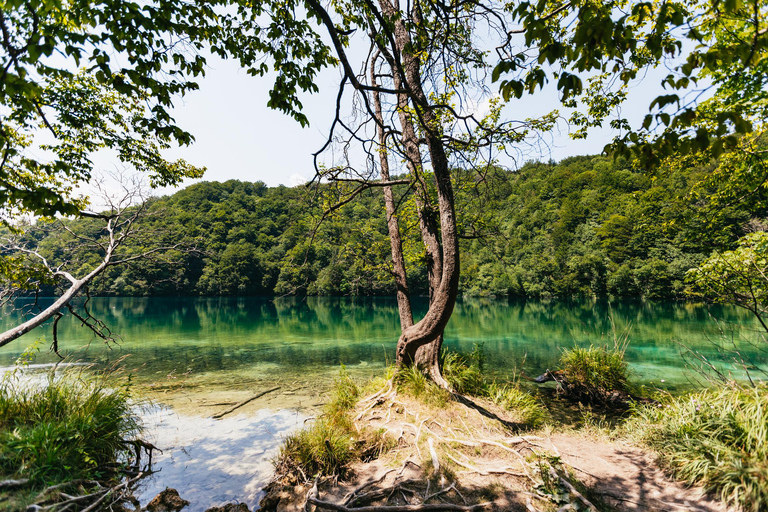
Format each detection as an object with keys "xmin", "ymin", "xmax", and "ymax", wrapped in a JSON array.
[{"xmin": 18, "ymin": 152, "xmax": 768, "ymax": 300}]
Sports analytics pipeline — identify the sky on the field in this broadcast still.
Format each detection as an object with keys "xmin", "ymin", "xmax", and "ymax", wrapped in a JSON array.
[{"xmin": 109, "ymin": 50, "xmax": 671, "ymax": 197}]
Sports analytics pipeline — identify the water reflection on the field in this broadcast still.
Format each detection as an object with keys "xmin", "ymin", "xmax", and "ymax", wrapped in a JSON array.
[
  {"xmin": 1, "ymin": 297, "xmax": 765, "ymax": 390},
  {"xmin": 137, "ymin": 406, "xmax": 305, "ymax": 511}
]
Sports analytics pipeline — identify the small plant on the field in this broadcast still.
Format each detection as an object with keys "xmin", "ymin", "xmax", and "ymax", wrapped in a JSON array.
[
  {"xmin": 277, "ymin": 367, "xmax": 394, "ymax": 479},
  {"xmin": 628, "ymin": 382, "xmax": 768, "ymax": 511},
  {"xmin": 280, "ymin": 418, "xmax": 358, "ymax": 477},
  {"xmin": 394, "ymin": 364, "xmax": 451, "ymax": 407},
  {"xmin": 442, "ymin": 343, "xmax": 485, "ymax": 395},
  {"xmin": 326, "ymin": 365, "xmax": 360, "ymax": 420},
  {"xmin": 485, "ymin": 382, "xmax": 546, "ymax": 428},
  {"xmin": 0, "ymin": 366, "xmax": 141, "ymax": 486},
  {"xmin": 559, "ymin": 345, "xmax": 633, "ymax": 400}
]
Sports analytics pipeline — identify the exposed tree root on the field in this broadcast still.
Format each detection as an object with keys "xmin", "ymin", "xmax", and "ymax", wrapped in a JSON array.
[
  {"xmin": 547, "ymin": 466, "xmax": 598, "ymax": 512},
  {"xmin": 306, "ymin": 481, "xmax": 492, "ymax": 511},
  {"xmin": 26, "ymin": 472, "xmax": 146, "ymax": 512},
  {"xmin": 0, "ymin": 478, "xmax": 29, "ymax": 489}
]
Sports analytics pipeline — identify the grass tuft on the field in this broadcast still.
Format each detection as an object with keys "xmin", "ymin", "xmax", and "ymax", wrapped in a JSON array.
[
  {"xmin": 396, "ymin": 345, "xmax": 546, "ymax": 428},
  {"xmin": 395, "ymin": 364, "xmax": 451, "ymax": 407},
  {"xmin": 628, "ymin": 383, "xmax": 768, "ymax": 511},
  {"xmin": 559, "ymin": 345, "xmax": 633, "ymax": 399},
  {"xmin": 485, "ymin": 382, "xmax": 546, "ymax": 428},
  {"xmin": 442, "ymin": 344, "xmax": 485, "ymax": 396},
  {"xmin": 277, "ymin": 367, "xmax": 395, "ymax": 479},
  {"xmin": 0, "ymin": 369, "xmax": 140, "ymax": 486}
]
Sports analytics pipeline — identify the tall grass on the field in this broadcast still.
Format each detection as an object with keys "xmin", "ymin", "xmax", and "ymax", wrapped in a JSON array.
[
  {"xmin": 559, "ymin": 345, "xmax": 633, "ymax": 399},
  {"xmin": 395, "ymin": 364, "xmax": 451, "ymax": 407},
  {"xmin": 484, "ymin": 382, "xmax": 547, "ymax": 428},
  {"xmin": 628, "ymin": 383, "xmax": 768, "ymax": 511},
  {"xmin": 437, "ymin": 345, "xmax": 545, "ymax": 428},
  {"xmin": 442, "ymin": 344, "xmax": 485, "ymax": 396},
  {"xmin": 277, "ymin": 367, "xmax": 392, "ymax": 479},
  {"xmin": 0, "ymin": 368, "xmax": 141, "ymax": 485}
]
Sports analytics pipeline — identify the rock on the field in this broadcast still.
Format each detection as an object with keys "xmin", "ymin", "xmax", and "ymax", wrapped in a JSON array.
[
  {"xmin": 146, "ymin": 488, "xmax": 190, "ymax": 512},
  {"xmin": 204, "ymin": 504, "xmax": 250, "ymax": 512}
]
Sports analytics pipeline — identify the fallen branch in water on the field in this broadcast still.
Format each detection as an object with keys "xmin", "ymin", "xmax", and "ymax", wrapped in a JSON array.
[{"xmin": 212, "ymin": 387, "xmax": 280, "ymax": 419}]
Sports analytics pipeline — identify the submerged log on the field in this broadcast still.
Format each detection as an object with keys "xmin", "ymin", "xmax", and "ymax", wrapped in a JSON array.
[{"xmin": 530, "ymin": 369, "xmax": 654, "ymax": 408}]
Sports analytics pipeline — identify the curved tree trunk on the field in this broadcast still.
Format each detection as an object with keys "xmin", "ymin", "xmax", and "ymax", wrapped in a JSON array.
[
  {"xmin": 376, "ymin": 0, "xmax": 460, "ymax": 380},
  {"xmin": 372, "ymin": 51, "xmax": 449, "ymax": 390}
]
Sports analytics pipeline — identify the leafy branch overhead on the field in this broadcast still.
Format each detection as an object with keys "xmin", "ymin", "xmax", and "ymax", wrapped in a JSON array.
[
  {"xmin": 494, "ymin": 0, "xmax": 768, "ymax": 166},
  {"xmin": 0, "ymin": 0, "xmax": 334, "ymax": 219}
]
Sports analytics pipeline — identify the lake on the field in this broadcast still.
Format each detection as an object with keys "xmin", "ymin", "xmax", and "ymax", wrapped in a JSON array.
[
  {"xmin": 2, "ymin": 296, "xmax": 766, "ymax": 391},
  {"xmin": 2, "ymin": 297, "xmax": 766, "ymax": 510}
]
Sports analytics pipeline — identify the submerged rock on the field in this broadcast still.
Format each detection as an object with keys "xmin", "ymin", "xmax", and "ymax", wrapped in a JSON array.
[
  {"xmin": 146, "ymin": 488, "xmax": 190, "ymax": 512},
  {"xmin": 204, "ymin": 504, "xmax": 251, "ymax": 512}
]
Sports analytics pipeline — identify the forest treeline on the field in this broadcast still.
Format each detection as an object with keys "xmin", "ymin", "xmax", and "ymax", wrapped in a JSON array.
[{"xmin": 22, "ymin": 153, "xmax": 768, "ymax": 300}]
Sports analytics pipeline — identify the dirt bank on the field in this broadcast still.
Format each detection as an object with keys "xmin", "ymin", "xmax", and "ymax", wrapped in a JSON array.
[{"xmin": 259, "ymin": 390, "xmax": 729, "ymax": 512}]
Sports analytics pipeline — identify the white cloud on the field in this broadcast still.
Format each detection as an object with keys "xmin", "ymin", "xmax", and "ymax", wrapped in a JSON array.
[{"xmin": 289, "ymin": 173, "xmax": 309, "ymax": 187}]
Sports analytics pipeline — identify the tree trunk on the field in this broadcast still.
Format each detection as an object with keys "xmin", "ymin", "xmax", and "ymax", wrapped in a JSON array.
[
  {"xmin": 376, "ymin": 0, "xmax": 460, "ymax": 378},
  {"xmin": 370, "ymin": 54, "xmax": 413, "ymax": 331}
]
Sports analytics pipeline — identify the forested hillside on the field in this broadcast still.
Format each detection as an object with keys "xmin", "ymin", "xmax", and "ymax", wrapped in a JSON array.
[{"xmin": 22, "ymin": 153, "xmax": 768, "ymax": 300}]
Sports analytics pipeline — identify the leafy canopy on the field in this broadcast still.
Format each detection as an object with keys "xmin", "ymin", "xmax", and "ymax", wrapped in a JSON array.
[
  {"xmin": 495, "ymin": 0, "xmax": 768, "ymax": 166},
  {"xmin": 0, "ymin": 0, "xmax": 335, "ymax": 218}
]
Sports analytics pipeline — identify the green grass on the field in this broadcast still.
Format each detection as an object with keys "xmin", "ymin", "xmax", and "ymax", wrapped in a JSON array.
[
  {"xmin": 395, "ymin": 364, "xmax": 452, "ymax": 407},
  {"xmin": 628, "ymin": 383, "xmax": 768, "ymax": 511},
  {"xmin": 485, "ymin": 382, "xmax": 546, "ymax": 428},
  {"xmin": 559, "ymin": 345, "xmax": 633, "ymax": 399},
  {"xmin": 0, "ymin": 369, "xmax": 140, "ymax": 486},
  {"xmin": 442, "ymin": 344, "xmax": 485, "ymax": 396},
  {"xmin": 395, "ymin": 345, "xmax": 546, "ymax": 428},
  {"xmin": 277, "ymin": 367, "xmax": 394, "ymax": 479}
]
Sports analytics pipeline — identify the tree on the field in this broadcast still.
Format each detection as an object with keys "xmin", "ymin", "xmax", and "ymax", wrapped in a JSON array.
[
  {"xmin": 234, "ymin": 0, "xmax": 765, "ymax": 386},
  {"xmin": 494, "ymin": 0, "xmax": 767, "ymax": 166},
  {"xmin": 256, "ymin": 0, "xmax": 557, "ymax": 388},
  {"xmin": 0, "ymin": 0, "xmax": 334, "ymax": 220},
  {"xmin": 0, "ymin": 176, "xmax": 195, "ymax": 350},
  {"xmin": 689, "ymin": 231, "xmax": 768, "ymax": 332},
  {"xmin": 0, "ymin": 0, "xmax": 335, "ymax": 347}
]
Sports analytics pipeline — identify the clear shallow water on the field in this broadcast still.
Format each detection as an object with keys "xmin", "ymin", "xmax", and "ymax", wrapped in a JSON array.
[
  {"xmin": 1, "ymin": 297, "xmax": 766, "ymax": 391},
  {"xmin": 136, "ymin": 406, "xmax": 306, "ymax": 511}
]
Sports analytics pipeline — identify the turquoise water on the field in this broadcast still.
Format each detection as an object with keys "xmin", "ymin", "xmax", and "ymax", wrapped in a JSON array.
[
  {"xmin": 1, "ymin": 297, "xmax": 766, "ymax": 391},
  {"xmin": 3, "ymin": 297, "xmax": 766, "ymax": 510}
]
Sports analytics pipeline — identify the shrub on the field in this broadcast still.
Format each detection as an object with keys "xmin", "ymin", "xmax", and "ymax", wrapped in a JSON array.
[
  {"xmin": 0, "ymin": 369, "xmax": 141, "ymax": 485},
  {"xmin": 628, "ymin": 383, "xmax": 768, "ymax": 511},
  {"xmin": 559, "ymin": 345, "xmax": 632, "ymax": 398}
]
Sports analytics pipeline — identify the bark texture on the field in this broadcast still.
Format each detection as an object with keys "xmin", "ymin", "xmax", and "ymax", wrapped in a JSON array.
[
  {"xmin": 375, "ymin": 0, "xmax": 460, "ymax": 372},
  {"xmin": 370, "ymin": 55, "xmax": 413, "ymax": 331}
]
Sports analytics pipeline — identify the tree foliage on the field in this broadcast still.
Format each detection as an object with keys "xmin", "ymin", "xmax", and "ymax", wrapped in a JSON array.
[
  {"xmin": 495, "ymin": 0, "xmax": 768, "ymax": 166},
  {"xmin": 0, "ymin": 0, "xmax": 333, "ymax": 219},
  {"xmin": 15, "ymin": 146, "xmax": 768, "ymax": 301}
]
